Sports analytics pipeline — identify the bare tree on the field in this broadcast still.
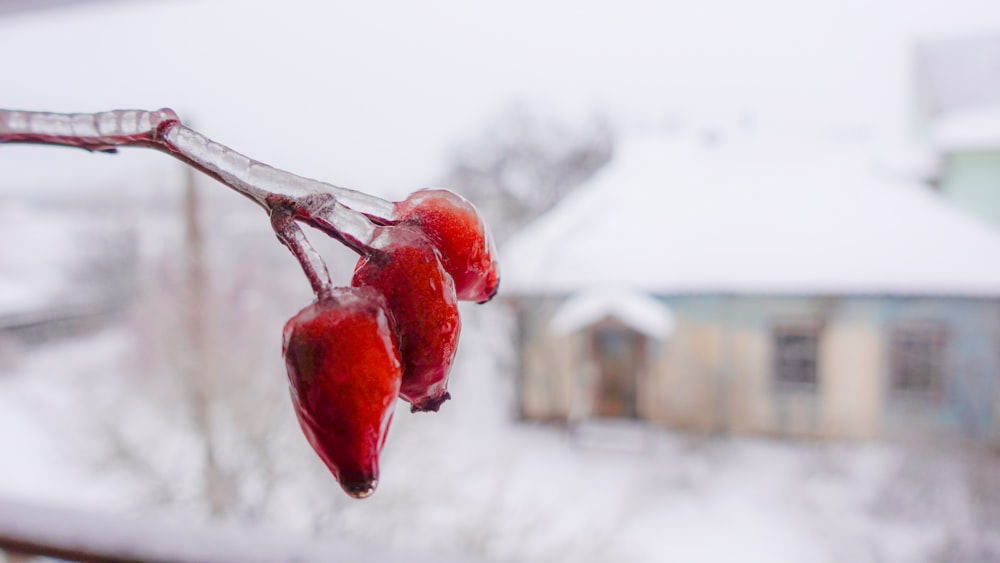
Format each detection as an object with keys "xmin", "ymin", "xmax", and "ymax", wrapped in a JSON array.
[{"xmin": 439, "ymin": 105, "xmax": 614, "ymax": 242}]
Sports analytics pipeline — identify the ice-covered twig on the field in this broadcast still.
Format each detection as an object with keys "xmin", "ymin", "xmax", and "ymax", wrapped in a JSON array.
[
  {"xmin": 292, "ymin": 194, "xmax": 378, "ymax": 256},
  {"xmin": 0, "ymin": 108, "xmax": 396, "ymax": 298},
  {"xmin": 269, "ymin": 205, "xmax": 333, "ymax": 297},
  {"xmin": 0, "ymin": 108, "xmax": 395, "ymax": 216},
  {"xmin": 0, "ymin": 108, "xmax": 178, "ymax": 152}
]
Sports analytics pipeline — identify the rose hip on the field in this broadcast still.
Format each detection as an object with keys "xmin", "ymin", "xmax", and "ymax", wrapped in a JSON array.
[
  {"xmin": 0, "ymin": 108, "xmax": 503, "ymax": 500},
  {"xmin": 393, "ymin": 189, "xmax": 500, "ymax": 304},
  {"xmin": 282, "ymin": 287, "xmax": 402, "ymax": 499},
  {"xmin": 352, "ymin": 226, "xmax": 461, "ymax": 412}
]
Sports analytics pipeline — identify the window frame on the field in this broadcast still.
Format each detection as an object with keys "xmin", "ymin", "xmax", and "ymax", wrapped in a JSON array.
[
  {"xmin": 888, "ymin": 321, "xmax": 948, "ymax": 402},
  {"xmin": 771, "ymin": 320, "xmax": 823, "ymax": 393}
]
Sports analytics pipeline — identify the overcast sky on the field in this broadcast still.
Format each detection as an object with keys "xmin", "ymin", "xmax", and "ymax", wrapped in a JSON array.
[{"xmin": 2, "ymin": 0, "xmax": 1000, "ymax": 198}]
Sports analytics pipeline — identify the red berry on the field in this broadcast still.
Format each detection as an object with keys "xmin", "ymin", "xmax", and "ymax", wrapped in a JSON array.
[
  {"xmin": 394, "ymin": 189, "xmax": 500, "ymax": 303},
  {"xmin": 282, "ymin": 287, "xmax": 402, "ymax": 499},
  {"xmin": 352, "ymin": 226, "xmax": 461, "ymax": 412}
]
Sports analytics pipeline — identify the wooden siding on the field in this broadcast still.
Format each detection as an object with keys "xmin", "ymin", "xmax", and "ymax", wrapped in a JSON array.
[{"xmin": 514, "ymin": 295, "xmax": 1000, "ymax": 443}]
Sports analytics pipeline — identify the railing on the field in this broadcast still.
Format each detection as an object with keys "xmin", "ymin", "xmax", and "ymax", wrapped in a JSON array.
[
  {"xmin": 0, "ymin": 497, "xmax": 452, "ymax": 563},
  {"xmin": 0, "ymin": 302, "xmax": 111, "ymax": 336}
]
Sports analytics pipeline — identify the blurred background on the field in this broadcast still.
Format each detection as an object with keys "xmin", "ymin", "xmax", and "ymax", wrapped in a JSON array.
[{"xmin": 3, "ymin": 0, "xmax": 1000, "ymax": 561}]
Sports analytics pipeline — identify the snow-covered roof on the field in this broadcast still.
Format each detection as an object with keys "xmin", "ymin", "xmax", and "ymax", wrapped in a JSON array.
[
  {"xmin": 930, "ymin": 104, "xmax": 1000, "ymax": 152},
  {"xmin": 501, "ymin": 133, "xmax": 1000, "ymax": 296},
  {"xmin": 551, "ymin": 287, "xmax": 674, "ymax": 339}
]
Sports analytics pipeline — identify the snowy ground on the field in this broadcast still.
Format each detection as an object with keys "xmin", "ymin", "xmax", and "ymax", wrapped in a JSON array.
[
  {"xmin": 1, "ymin": 303, "xmax": 999, "ymax": 563},
  {"xmin": 0, "ymin": 187, "xmax": 997, "ymax": 562}
]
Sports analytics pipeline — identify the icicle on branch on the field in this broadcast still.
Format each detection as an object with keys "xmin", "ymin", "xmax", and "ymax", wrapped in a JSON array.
[{"xmin": 0, "ymin": 107, "xmax": 393, "ymax": 297}]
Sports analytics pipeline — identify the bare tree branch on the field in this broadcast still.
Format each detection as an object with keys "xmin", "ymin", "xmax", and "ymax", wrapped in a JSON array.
[{"xmin": 0, "ymin": 108, "xmax": 394, "ymax": 298}]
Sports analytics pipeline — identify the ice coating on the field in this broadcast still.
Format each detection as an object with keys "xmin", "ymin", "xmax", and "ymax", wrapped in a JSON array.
[
  {"xmin": 0, "ymin": 107, "xmax": 398, "ymax": 300},
  {"xmin": 270, "ymin": 207, "xmax": 332, "ymax": 296},
  {"xmin": 0, "ymin": 108, "xmax": 396, "ymax": 219},
  {"xmin": 323, "ymin": 185, "xmax": 397, "ymax": 219},
  {"xmin": 301, "ymin": 197, "xmax": 379, "ymax": 255},
  {"xmin": 395, "ymin": 189, "xmax": 500, "ymax": 303},
  {"xmin": 163, "ymin": 125, "xmax": 393, "ymax": 217},
  {"xmin": 352, "ymin": 226, "xmax": 461, "ymax": 412},
  {"xmin": 0, "ymin": 108, "xmax": 178, "ymax": 151},
  {"xmin": 282, "ymin": 287, "xmax": 402, "ymax": 498}
]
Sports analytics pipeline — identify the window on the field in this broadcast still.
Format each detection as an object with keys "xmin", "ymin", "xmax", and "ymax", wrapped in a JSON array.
[
  {"xmin": 891, "ymin": 322, "xmax": 947, "ymax": 397},
  {"xmin": 773, "ymin": 322, "xmax": 821, "ymax": 390}
]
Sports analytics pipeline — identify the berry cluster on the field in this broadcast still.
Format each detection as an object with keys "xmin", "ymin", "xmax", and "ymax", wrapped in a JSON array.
[
  {"xmin": 281, "ymin": 189, "xmax": 499, "ymax": 498},
  {"xmin": 0, "ymin": 108, "xmax": 499, "ymax": 500}
]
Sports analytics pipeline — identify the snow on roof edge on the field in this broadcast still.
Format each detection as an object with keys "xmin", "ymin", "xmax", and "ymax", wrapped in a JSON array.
[{"xmin": 550, "ymin": 287, "xmax": 675, "ymax": 339}]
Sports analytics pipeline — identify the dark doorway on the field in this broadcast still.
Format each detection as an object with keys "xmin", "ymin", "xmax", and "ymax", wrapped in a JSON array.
[{"xmin": 590, "ymin": 323, "xmax": 645, "ymax": 418}]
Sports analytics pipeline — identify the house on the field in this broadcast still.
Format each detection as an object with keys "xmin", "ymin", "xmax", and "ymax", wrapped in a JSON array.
[
  {"xmin": 916, "ymin": 33, "xmax": 1000, "ymax": 229},
  {"xmin": 501, "ymin": 133, "xmax": 1000, "ymax": 444}
]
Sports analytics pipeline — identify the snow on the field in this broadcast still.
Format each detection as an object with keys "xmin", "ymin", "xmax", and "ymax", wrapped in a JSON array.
[
  {"xmin": 0, "ymin": 200, "xmax": 126, "ymax": 316},
  {"xmin": 2, "ymin": 1, "xmax": 1000, "ymax": 561},
  {"xmin": 501, "ymin": 132, "xmax": 1000, "ymax": 296},
  {"xmin": 0, "ymin": 496, "xmax": 456, "ymax": 563},
  {"xmin": 0, "ymin": 329, "xmax": 141, "ymax": 508},
  {"xmin": 1, "ymin": 306, "xmax": 999, "ymax": 562},
  {"xmin": 916, "ymin": 32, "xmax": 1000, "ymax": 151},
  {"xmin": 869, "ymin": 140, "xmax": 940, "ymax": 183},
  {"xmin": 915, "ymin": 32, "xmax": 1000, "ymax": 116},
  {"xmin": 550, "ymin": 287, "xmax": 674, "ymax": 339},
  {"xmin": 930, "ymin": 104, "xmax": 1000, "ymax": 152},
  {"xmin": 2, "ymin": 0, "xmax": 1000, "ymax": 197}
]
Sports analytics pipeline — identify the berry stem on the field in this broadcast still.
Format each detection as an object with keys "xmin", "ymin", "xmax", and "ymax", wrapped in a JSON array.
[
  {"xmin": 0, "ymin": 107, "xmax": 395, "ymax": 292},
  {"xmin": 269, "ymin": 205, "xmax": 333, "ymax": 298},
  {"xmin": 295, "ymin": 195, "xmax": 378, "ymax": 257}
]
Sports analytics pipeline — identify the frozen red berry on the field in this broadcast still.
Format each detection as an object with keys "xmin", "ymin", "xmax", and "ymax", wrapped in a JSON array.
[
  {"xmin": 282, "ymin": 287, "xmax": 401, "ymax": 498},
  {"xmin": 352, "ymin": 226, "xmax": 461, "ymax": 412},
  {"xmin": 394, "ymin": 189, "xmax": 500, "ymax": 303}
]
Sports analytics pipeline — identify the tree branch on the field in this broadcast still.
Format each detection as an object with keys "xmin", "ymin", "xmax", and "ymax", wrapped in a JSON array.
[
  {"xmin": 269, "ymin": 205, "xmax": 333, "ymax": 297},
  {"xmin": 0, "ymin": 108, "xmax": 396, "ymax": 298}
]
